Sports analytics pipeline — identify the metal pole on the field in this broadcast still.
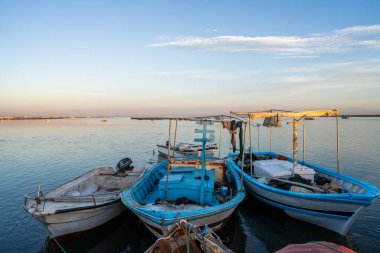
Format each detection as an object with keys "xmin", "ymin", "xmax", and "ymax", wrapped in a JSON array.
[
  {"xmin": 292, "ymin": 119, "xmax": 298, "ymax": 176},
  {"xmin": 241, "ymin": 122, "xmax": 247, "ymax": 183},
  {"xmin": 173, "ymin": 118, "xmax": 178, "ymax": 157},
  {"xmin": 200, "ymin": 123, "xmax": 207, "ymax": 205},
  {"xmin": 165, "ymin": 119, "xmax": 172, "ymax": 200},
  {"xmin": 249, "ymin": 117, "xmax": 253, "ymax": 177},
  {"xmin": 257, "ymin": 125, "xmax": 260, "ymax": 151},
  {"xmin": 302, "ymin": 120, "xmax": 305, "ymax": 163},
  {"xmin": 218, "ymin": 124, "xmax": 222, "ymax": 158},
  {"xmin": 269, "ymin": 126, "xmax": 272, "ymax": 152},
  {"xmin": 336, "ymin": 114, "xmax": 340, "ymax": 173}
]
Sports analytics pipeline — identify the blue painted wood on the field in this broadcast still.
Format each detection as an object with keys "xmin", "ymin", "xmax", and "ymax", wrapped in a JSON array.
[
  {"xmin": 228, "ymin": 152, "xmax": 380, "ymax": 205},
  {"xmin": 121, "ymin": 158, "xmax": 245, "ymax": 227}
]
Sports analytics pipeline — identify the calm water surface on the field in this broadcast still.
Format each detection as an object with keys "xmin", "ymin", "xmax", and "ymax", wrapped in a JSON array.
[{"xmin": 0, "ymin": 117, "xmax": 379, "ymax": 252}]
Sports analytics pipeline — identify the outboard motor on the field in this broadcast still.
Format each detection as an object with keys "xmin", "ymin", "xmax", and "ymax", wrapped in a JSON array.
[{"xmin": 116, "ymin": 157, "xmax": 134, "ymax": 174}]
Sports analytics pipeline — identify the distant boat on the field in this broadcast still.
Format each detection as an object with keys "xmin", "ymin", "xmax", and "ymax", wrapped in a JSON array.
[
  {"xmin": 122, "ymin": 121, "xmax": 245, "ymax": 237},
  {"xmin": 24, "ymin": 158, "xmax": 146, "ymax": 239},
  {"xmin": 304, "ymin": 117, "xmax": 315, "ymax": 120},
  {"xmin": 341, "ymin": 115, "xmax": 350, "ymax": 119},
  {"xmin": 101, "ymin": 119, "xmax": 108, "ymax": 122},
  {"xmin": 229, "ymin": 109, "xmax": 380, "ymax": 235},
  {"xmin": 157, "ymin": 142, "xmax": 218, "ymax": 158}
]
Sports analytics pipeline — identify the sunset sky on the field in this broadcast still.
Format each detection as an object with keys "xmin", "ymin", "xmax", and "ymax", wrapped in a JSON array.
[{"xmin": 1, "ymin": 0, "xmax": 380, "ymax": 116}]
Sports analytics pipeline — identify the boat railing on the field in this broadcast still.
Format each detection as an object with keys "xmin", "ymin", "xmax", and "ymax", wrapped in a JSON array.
[{"xmin": 24, "ymin": 189, "xmax": 121, "ymax": 211}]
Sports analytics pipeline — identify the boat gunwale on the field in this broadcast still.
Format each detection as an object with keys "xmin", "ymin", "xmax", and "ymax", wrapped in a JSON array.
[
  {"xmin": 228, "ymin": 152, "xmax": 379, "ymax": 205},
  {"xmin": 121, "ymin": 157, "xmax": 245, "ymax": 224}
]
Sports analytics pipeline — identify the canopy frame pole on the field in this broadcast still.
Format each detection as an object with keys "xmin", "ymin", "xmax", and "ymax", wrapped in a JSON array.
[
  {"xmin": 172, "ymin": 118, "xmax": 178, "ymax": 157},
  {"xmin": 302, "ymin": 119, "xmax": 305, "ymax": 163},
  {"xmin": 336, "ymin": 114, "xmax": 340, "ymax": 173},
  {"xmin": 218, "ymin": 124, "xmax": 222, "ymax": 157},
  {"xmin": 241, "ymin": 122, "xmax": 247, "ymax": 183},
  {"xmin": 292, "ymin": 119, "xmax": 298, "ymax": 176},
  {"xmin": 165, "ymin": 119, "xmax": 172, "ymax": 200},
  {"xmin": 257, "ymin": 124, "xmax": 260, "ymax": 151},
  {"xmin": 249, "ymin": 117, "xmax": 253, "ymax": 177},
  {"xmin": 269, "ymin": 126, "xmax": 272, "ymax": 152}
]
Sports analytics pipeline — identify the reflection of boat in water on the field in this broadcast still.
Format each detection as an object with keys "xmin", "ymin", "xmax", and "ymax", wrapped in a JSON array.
[
  {"xmin": 41, "ymin": 210, "xmax": 156, "ymax": 253},
  {"xmin": 145, "ymin": 219, "xmax": 232, "ymax": 253},
  {"xmin": 157, "ymin": 142, "xmax": 217, "ymax": 158},
  {"xmin": 122, "ymin": 121, "xmax": 245, "ymax": 238},
  {"xmin": 24, "ymin": 158, "xmax": 145, "ymax": 239},
  {"xmin": 229, "ymin": 109, "xmax": 380, "ymax": 235}
]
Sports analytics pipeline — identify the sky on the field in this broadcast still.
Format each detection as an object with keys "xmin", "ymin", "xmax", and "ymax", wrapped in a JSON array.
[{"xmin": 1, "ymin": 0, "xmax": 380, "ymax": 116}]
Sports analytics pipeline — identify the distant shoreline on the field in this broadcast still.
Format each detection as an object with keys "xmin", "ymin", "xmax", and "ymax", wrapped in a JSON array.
[
  {"xmin": 1, "ymin": 115, "xmax": 380, "ymax": 121},
  {"xmin": 0, "ymin": 116, "xmax": 109, "ymax": 120}
]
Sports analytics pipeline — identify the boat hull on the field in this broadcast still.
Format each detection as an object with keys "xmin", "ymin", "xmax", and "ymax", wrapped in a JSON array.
[
  {"xmin": 244, "ymin": 179, "xmax": 363, "ymax": 235},
  {"xmin": 228, "ymin": 154, "xmax": 379, "ymax": 235},
  {"xmin": 35, "ymin": 200, "xmax": 126, "ymax": 238},
  {"xmin": 122, "ymin": 158, "xmax": 245, "ymax": 238},
  {"xmin": 137, "ymin": 203, "xmax": 237, "ymax": 238}
]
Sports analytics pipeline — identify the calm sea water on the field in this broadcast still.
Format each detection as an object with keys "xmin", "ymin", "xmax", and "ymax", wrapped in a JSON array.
[{"xmin": 0, "ymin": 117, "xmax": 379, "ymax": 253}]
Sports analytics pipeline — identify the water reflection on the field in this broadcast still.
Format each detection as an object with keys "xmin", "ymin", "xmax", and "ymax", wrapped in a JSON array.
[
  {"xmin": 41, "ymin": 210, "xmax": 156, "ymax": 253},
  {"xmin": 40, "ymin": 194, "xmax": 360, "ymax": 253},
  {"xmin": 237, "ymin": 195, "xmax": 361, "ymax": 252}
]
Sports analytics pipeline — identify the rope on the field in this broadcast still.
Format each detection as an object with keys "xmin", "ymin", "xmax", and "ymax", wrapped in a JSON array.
[
  {"xmin": 40, "ymin": 216, "xmax": 67, "ymax": 253},
  {"xmin": 51, "ymin": 236, "xmax": 67, "ymax": 253},
  {"xmin": 33, "ymin": 201, "xmax": 119, "ymax": 253},
  {"xmin": 308, "ymin": 241, "xmax": 346, "ymax": 253}
]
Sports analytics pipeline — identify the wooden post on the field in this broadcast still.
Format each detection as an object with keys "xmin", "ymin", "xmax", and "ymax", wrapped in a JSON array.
[
  {"xmin": 165, "ymin": 119, "xmax": 172, "ymax": 200},
  {"xmin": 200, "ymin": 122, "xmax": 207, "ymax": 205},
  {"xmin": 257, "ymin": 124, "xmax": 260, "ymax": 151},
  {"xmin": 241, "ymin": 122, "xmax": 247, "ymax": 183},
  {"xmin": 218, "ymin": 124, "xmax": 222, "ymax": 158},
  {"xmin": 292, "ymin": 119, "xmax": 298, "ymax": 175},
  {"xmin": 336, "ymin": 114, "xmax": 340, "ymax": 173},
  {"xmin": 302, "ymin": 119, "xmax": 305, "ymax": 163},
  {"xmin": 173, "ymin": 118, "xmax": 178, "ymax": 157},
  {"xmin": 269, "ymin": 126, "xmax": 272, "ymax": 152},
  {"xmin": 249, "ymin": 117, "xmax": 253, "ymax": 177}
]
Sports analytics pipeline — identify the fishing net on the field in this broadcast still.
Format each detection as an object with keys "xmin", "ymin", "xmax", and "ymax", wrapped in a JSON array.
[{"xmin": 146, "ymin": 225, "xmax": 201, "ymax": 253}]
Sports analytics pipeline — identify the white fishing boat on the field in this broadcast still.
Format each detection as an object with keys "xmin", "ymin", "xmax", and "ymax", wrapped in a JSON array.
[
  {"xmin": 24, "ymin": 158, "xmax": 146, "ymax": 239},
  {"xmin": 229, "ymin": 109, "xmax": 380, "ymax": 235},
  {"xmin": 122, "ymin": 120, "xmax": 245, "ymax": 238},
  {"xmin": 157, "ymin": 142, "xmax": 217, "ymax": 158}
]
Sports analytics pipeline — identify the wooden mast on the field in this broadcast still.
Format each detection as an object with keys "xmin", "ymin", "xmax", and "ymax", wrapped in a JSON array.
[
  {"xmin": 292, "ymin": 119, "xmax": 298, "ymax": 175},
  {"xmin": 165, "ymin": 119, "xmax": 172, "ymax": 200}
]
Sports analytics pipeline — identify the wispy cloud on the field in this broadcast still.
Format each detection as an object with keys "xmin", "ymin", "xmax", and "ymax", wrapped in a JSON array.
[
  {"xmin": 145, "ymin": 70, "xmax": 257, "ymax": 81},
  {"xmin": 274, "ymin": 58, "xmax": 380, "ymax": 95},
  {"xmin": 150, "ymin": 25, "xmax": 380, "ymax": 56}
]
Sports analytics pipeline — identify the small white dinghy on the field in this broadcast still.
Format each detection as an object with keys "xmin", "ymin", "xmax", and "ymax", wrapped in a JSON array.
[{"xmin": 24, "ymin": 158, "xmax": 146, "ymax": 239}]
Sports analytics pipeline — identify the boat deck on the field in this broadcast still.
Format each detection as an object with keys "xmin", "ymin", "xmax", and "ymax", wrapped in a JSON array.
[{"xmin": 138, "ymin": 167, "xmax": 221, "ymax": 210}]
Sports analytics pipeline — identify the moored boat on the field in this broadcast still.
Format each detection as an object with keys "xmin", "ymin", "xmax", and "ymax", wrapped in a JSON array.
[
  {"xmin": 122, "ymin": 120, "xmax": 245, "ymax": 237},
  {"xmin": 157, "ymin": 142, "xmax": 217, "ymax": 158},
  {"xmin": 275, "ymin": 241, "xmax": 356, "ymax": 253},
  {"xmin": 229, "ymin": 109, "xmax": 380, "ymax": 235},
  {"xmin": 24, "ymin": 158, "xmax": 145, "ymax": 239},
  {"xmin": 145, "ymin": 219, "xmax": 232, "ymax": 253}
]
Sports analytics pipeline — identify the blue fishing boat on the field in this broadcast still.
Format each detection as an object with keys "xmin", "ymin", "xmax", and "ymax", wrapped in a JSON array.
[
  {"xmin": 122, "ymin": 120, "xmax": 245, "ymax": 237},
  {"xmin": 228, "ymin": 109, "xmax": 380, "ymax": 235}
]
